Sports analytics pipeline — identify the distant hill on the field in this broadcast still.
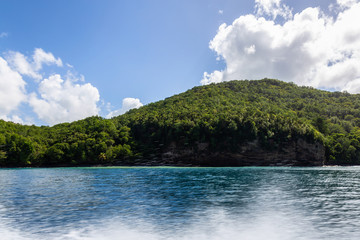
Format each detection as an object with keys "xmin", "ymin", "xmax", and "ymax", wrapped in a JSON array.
[{"xmin": 2, "ymin": 79, "xmax": 360, "ymax": 167}]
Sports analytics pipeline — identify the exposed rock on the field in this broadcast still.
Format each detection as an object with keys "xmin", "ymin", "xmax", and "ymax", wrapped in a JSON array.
[{"xmin": 155, "ymin": 138, "xmax": 325, "ymax": 167}]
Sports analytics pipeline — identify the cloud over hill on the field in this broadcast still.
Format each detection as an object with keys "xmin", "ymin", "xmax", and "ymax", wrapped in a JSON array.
[{"xmin": 202, "ymin": 0, "xmax": 360, "ymax": 93}]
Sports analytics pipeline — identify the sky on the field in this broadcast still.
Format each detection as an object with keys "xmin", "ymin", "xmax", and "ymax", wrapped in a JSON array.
[{"xmin": 1, "ymin": 0, "xmax": 360, "ymax": 126}]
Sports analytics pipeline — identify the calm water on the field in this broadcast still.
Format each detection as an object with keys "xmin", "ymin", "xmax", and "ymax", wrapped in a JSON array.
[{"xmin": 1, "ymin": 167, "xmax": 360, "ymax": 240}]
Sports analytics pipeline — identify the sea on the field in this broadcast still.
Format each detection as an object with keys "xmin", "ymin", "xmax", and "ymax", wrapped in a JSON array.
[{"xmin": 1, "ymin": 166, "xmax": 360, "ymax": 240}]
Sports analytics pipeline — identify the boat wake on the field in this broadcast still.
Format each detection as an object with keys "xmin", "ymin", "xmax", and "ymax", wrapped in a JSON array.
[{"xmin": 0, "ymin": 208, "xmax": 324, "ymax": 240}]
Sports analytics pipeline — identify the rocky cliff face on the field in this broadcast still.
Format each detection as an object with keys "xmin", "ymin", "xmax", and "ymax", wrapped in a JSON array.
[{"xmin": 153, "ymin": 138, "xmax": 325, "ymax": 167}]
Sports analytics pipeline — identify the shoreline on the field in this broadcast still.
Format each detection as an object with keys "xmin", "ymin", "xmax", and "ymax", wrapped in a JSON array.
[{"xmin": 1, "ymin": 164, "xmax": 359, "ymax": 169}]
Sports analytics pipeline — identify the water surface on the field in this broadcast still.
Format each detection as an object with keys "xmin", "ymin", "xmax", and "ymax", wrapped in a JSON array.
[{"xmin": 1, "ymin": 166, "xmax": 360, "ymax": 239}]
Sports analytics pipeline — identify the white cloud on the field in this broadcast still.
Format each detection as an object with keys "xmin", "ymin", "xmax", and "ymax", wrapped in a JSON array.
[
  {"xmin": 219, "ymin": 10, "xmax": 224, "ymax": 15},
  {"xmin": 244, "ymin": 44, "xmax": 256, "ymax": 55},
  {"xmin": 0, "ymin": 48, "xmax": 103, "ymax": 125},
  {"xmin": 255, "ymin": 0, "xmax": 292, "ymax": 20},
  {"xmin": 29, "ymin": 74, "xmax": 100, "ymax": 126},
  {"xmin": 202, "ymin": 70, "xmax": 224, "ymax": 85},
  {"xmin": 330, "ymin": 0, "xmax": 359, "ymax": 12},
  {"xmin": 0, "ymin": 57, "xmax": 27, "ymax": 118},
  {"xmin": 66, "ymin": 63, "xmax": 74, "ymax": 68},
  {"xmin": 107, "ymin": 98, "xmax": 143, "ymax": 118},
  {"xmin": 5, "ymin": 51, "xmax": 42, "ymax": 79},
  {"xmin": 33, "ymin": 48, "xmax": 62, "ymax": 71},
  {"xmin": 337, "ymin": 0, "xmax": 359, "ymax": 8},
  {"xmin": 0, "ymin": 115, "xmax": 29, "ymax": 125},
  {"xmin": 5, "ymin": 48, "xmax": 62, "ymax": 80},
  {"xmin": 202, "ymin": 2, "xmax": 360, "ymax": 93}
]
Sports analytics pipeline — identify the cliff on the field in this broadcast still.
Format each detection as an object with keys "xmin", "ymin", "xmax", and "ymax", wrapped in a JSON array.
[{"xmin": 124, "ymin": 138, "xmax": 325, "ymax": 167}]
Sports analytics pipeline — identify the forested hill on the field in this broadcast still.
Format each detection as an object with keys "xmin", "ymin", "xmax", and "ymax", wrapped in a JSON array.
[{"xmin": 2, "ymin": 79, "xmax": 360, "ymax": 167}]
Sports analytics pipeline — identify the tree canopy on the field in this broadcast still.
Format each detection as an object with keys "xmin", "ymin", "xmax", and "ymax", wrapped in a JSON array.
[{"xmin": 2, "ymin": 79, "xmax": 360, "ymax": 167}]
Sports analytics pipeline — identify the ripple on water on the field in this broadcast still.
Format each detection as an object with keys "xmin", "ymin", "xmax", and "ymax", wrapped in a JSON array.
[{"xmin": 1, "ymin": 167, "xmax": 360, "ymax": 239}]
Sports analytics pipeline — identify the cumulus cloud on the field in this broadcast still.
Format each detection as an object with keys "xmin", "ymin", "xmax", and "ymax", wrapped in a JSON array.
[
  {"xmin": 0, "ymin": 48, "xmax": 102, "ymax": 125},
  {"xmin": 107, "ymin": 98, "xmax": 143, "ymax": 118},
  {"xmin": 255, "ymin": 0, "xmax": 292, "ymax": 20},
  {"xmin": 29, "ymin": 74, "xmax": 100, "ymax": 126},
  {"xmin": 5, "ymin": 51, "xmax": 41, "ymax": 79},
  {"xmin": 202, "ymin": 1, "xmax": 360, "ymax": 93},
  {"xmin": 330, "ymin": 0, "xmax": 359, "ymax": 12},
  {"xmin": 337, "ymin": 0, "xmax": 359, "ymax": 8},
  {"xmin": 0, "ymin": 57, "xmax": 27, "ymax": 119},
  {"xmin": 5, "ymin": 48, "xmax": 62, "ymax": 80},
  {"xmin": 33, "ymin": 48, "xmax": 62, "ymax": 71},
  {"xmin": 244, "ymin": 44, "xmax": 256, "ymax": 55}
]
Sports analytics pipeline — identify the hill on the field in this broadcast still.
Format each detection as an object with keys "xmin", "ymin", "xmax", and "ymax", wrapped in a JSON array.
[{"xmin": 2, "ymin": 79, "xmax": 360, "ymax": 167}]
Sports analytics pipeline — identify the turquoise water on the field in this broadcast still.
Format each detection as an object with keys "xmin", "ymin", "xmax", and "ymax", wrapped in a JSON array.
[{"xmin": 1, "ymin": 166, "xmax": 360, "ymax": 239}]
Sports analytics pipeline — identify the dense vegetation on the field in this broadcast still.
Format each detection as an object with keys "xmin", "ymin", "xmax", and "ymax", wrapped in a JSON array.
[
  {"xmin": 0, "ymin": 117, "xmax": 132, "ymax": 167},
  {"xmin": 2, "ymin": 79, "xmax": 360, "ymax": 167}
]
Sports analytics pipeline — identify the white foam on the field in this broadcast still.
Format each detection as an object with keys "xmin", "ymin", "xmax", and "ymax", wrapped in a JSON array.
[{"xmin": 0, "ymin": 209, "xmax": 322, "ymax": 240}]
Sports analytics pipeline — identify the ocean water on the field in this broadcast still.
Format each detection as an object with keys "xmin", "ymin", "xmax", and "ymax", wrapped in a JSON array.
[{"xmin": 1, "ymin": 166, "xmax": 360, "ymax": 240}]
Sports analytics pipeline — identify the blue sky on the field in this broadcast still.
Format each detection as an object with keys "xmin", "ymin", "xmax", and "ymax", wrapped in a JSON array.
[{"xmin": 1, "ymin": 0, "xmax": 360, "ymax": 125}]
